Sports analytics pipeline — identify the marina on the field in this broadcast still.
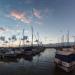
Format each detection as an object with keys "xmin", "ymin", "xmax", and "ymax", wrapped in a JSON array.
[
  {"xmin": 0, "ymin": 29, "xmax": 75, "ymax": 73},
  {"xmin": 0, "ymin": 49, "xmax": 74, "ymax": 75},
  {"xmin": 0, "ymin": 0, "xmax": 75, "ymax": 75},
  {"xmin": 0, "ymin": 46, "xmax": 45, "ymax": 59}
]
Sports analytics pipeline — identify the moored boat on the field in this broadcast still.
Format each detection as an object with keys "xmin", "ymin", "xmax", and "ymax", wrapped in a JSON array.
[{"xmin": 54, "ymin": 47, "xmax": 75, "ymax": 72}]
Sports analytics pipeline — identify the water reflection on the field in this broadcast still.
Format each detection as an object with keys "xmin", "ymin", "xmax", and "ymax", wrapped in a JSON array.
[
  {"xmin": 0, "ymin": 56, "xmax": 32, "ymax": 63},
  {"xmin": 0, "ymin": 49, "xmax": 74, "ymax": 75},
  {"xmin": 0, "ymin": 58, "xmax": 17, "ymax": 63},
  {"xmin": 53, "ymin": 66, "xmax": 74, "ymax": 75}
]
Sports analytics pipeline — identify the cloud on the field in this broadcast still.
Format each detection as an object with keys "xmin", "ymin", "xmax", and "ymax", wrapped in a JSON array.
[
  {"xmin": 9, "ymin": 10, "xmax": 31, "ymax": 24},
  {"xmin": 44, "ymin": 8, "xmax": 49, "ymax": 14},
  {"xmin": 25, "ymin": 0, "xmax": 32, "ymax": 4},
  {"xmin": 35, "ymin": 21, "xmax": 43, "ymax": 25},
  {"xmin": 33, "ymin": 8, "xmax": 42, "ymax": 19},
  {"xmin": 0, "ymin": 26, "xmax": 18, "ymax": 32},
  {"xmin": 0, "ymin": 27, "xmax": 6, "ymax": 32},
  {"xmin": 0, "ymin": 27, "xmax": 11, "ymax": 32},
  {"xmin": 18, "ymin": 0, "xmax": 32, "ymax": 4},
  {"xmin": 44, "ymin": 8, "xmax": 55, "ymax": 16}
]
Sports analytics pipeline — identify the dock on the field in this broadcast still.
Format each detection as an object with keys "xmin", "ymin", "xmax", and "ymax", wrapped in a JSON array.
[{"xmin": 0, "ymin": 45, "xmax": 45, "ymax": 59}]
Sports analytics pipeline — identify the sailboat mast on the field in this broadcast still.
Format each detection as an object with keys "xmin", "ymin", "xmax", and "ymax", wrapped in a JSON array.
[
  {"xmin": 72, "ymin": 36, "xmax": 75, "ymax": 45},
  {"xmin": 61, "ymin": 35, "xmax": 64, "ymax": 44},
  {"xmin": 31, "ymin": 26, "xmax": 33, "ymax": 46},
  {"xmin": 37, "ymin": 32, "xmax": 39, "ymax": 46},
  {"xmin": 23, "ymin": 29, "xmax": 24, "ymax": 46},
  {"xmin": 67, "ymin": 30, "xmax": 69, "ymax": 45}
]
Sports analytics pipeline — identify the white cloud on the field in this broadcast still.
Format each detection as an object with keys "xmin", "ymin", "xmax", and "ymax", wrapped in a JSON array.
[
  {"xmin": 33, "ymin": 8, "xmax": 42, "ymax": 19},
  {"xmin": 8, "ymin": 10, "xmax": 31, "ymax": 24}
]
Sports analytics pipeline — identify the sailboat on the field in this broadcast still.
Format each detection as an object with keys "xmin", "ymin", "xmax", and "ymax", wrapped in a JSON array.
[
  {"xmin": 54, "ymin": 31, "xmax": 75, "ymax": 72},
  {"xmin": 23, "ymin": 25, "xmax": 45, "ymax": 56}
]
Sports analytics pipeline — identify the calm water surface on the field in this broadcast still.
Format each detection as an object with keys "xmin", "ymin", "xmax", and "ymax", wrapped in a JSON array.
[{"xmin": 0, "ymin": 49, "xmax": 74, "ymax": 75}]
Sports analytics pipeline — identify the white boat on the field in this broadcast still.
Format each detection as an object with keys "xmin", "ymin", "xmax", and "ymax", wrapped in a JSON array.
[{"xmin": 54, "ymin": 47, "xmax": 75, "ymax": 72}]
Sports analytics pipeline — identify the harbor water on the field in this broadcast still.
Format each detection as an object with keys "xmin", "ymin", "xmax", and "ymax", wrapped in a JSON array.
[{"xmin": 0, "ymin": 49, "xmax": 74, "ymax": 75}]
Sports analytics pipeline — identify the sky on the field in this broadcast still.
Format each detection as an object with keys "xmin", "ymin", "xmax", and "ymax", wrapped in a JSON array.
[{"xmin": 0, "ymin": 0, "xmax": 75, "ymax": 46}]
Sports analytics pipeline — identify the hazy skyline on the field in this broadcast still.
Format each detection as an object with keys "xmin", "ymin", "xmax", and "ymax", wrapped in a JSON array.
[{"xmin": 0, "ymin": 0, "xmax": 75, "ymax": 45}]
